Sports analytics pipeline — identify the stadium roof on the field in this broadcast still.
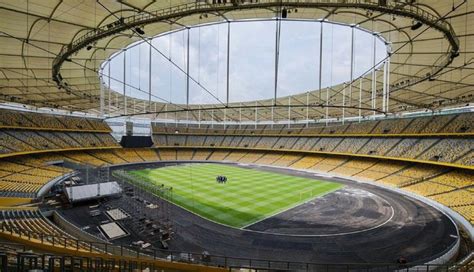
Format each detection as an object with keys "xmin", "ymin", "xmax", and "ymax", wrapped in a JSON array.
[{"xmin": 0, "ymin": 0, "xmax": 472, "ymax": 122}]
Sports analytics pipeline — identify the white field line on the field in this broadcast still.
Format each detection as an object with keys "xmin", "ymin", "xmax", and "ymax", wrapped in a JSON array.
[
  {"xmin": 129, "ymin": 162, "xmax": 397, "ymax": 237},
  {"xmin": 239, "ymin": 185, "xmax": 342, "ymax": 229}
]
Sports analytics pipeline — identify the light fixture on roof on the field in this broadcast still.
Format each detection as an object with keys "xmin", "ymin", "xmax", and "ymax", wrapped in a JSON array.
[
  {"xmin": 411, "ymin": 20, "xmax": 423, "ymax": 30},
  {"xmin": 135, "ymin": 27, "xmax": 145, "ymax": 35}
]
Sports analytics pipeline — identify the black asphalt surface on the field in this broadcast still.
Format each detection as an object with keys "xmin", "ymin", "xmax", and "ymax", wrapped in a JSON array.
[{"xmin": 58, "ymin": 161, "xmax": 459, "ymax": 266}]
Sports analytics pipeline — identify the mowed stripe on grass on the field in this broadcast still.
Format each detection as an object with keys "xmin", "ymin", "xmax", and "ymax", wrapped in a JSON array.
[{"xmin": 129, "ymin": 163, "xmax": 343, "ymax": 228}]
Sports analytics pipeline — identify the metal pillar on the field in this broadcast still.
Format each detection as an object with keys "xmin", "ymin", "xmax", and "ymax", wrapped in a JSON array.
[
  {"xmin": 224, "ymin": 108, "xmax": 227, "ymax": 129},
  {"xmin": 349, "ymin": 26, "xmax": 355, "ymax": 106},
  {"xmin": 342, "ymin": 84, "xmax": 346, "ymax": 125},
  {"xmin": 274, "ymin": 18, "xmax": 281, "ymax": 103},
  {"xmin": 186, "ymin": 110, "xmax": 189, "ymax": 127},
  {"xmin": 198, "ymin": 106, "xmax": 201, "ymax": 128},
  {"xmin": 108, "ymin": 61, "xmax": 111, "ymax": 115},
  {"xmin": 325, "ymin": 87, "xmax": 329, "ymax": 126},
  {"xmin": 306, "ymin": 91, "xmax": 309, "ymax": 126},
  {"xmin": 371, "ymin": 34, "xmax": 377, "ymax": 116},
  {"xmin": 386, "ymin": 55, "xmax": 391, "ymax": 112},
  {"xmin": 239, "ymin": 103, "xmax": 242, "ymax": 129},
  {"xmin": 382, "ymin": 60, "xmax": 387, "ymax": 112},
  {"xmin": 318, "ymin": 21, "xmax": 323, "ymax": 103},
  {"xmin": 255, "ymin": 101, "xmax": 258, "ymax": 129},
  {"xmin": 123, "ymin": 50, "xmax": 127, "ymax": 115},
  {"xmin": 211, "ymin": 109, "xmax": 214, "ymax": 128},
  {"xmin": 186, "ymin": 28, "xmax": 190, "ymax": 107},
  {"xmin": 99, "ymin": 73, "xmax": 104, "ymax": 116},
  {"xmin": 271, "ymin": 103, "xmax": 274, "ymax": 129},
  {"xmin": 288, "ymin": 96, "xmax": 291, "ymax": 129},
  {"xmin": 359, "ymin": 77, "xmax": 363, "ymax": 122},
  {"xmin": 226, "ymin": 22, "xmax": 231, "ymax": 106},
  {"xmin": 149, "ymin": 40, "xmax": 152, "ymax": 110}
]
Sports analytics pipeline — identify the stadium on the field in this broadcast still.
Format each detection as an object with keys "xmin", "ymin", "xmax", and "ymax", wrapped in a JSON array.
[{"xmin": 0, "ymin": 0, "xmax": 472, "ymax": 271}]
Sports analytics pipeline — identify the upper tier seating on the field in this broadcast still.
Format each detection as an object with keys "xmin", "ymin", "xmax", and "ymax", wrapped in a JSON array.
[
  {"xmin": 0, "ymin": 130, "xmax": 119, "ymax": 156},
  {"xmin": 0, "ymin": 109, "xmax": 111, "ymax": 132},
  {"xmin": 153, "ymin": 134, "xmax": 473, "ymax": 166},
  {"xmin": 152, "ymin": 112, "xmax": 473, "ymax": 135},
  {"xmin": 0, "ymin": 109, "xmax": 117, "ymax": 157}
]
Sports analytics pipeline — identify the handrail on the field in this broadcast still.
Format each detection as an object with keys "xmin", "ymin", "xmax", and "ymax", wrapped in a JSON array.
[
  {"xmin": 152, "ymin": 131, "xmax": 474, "ymax": 138},
  {"xmin": 0, "ymin": 146, "xmax": 121, "ymax": 159},
  {"xmin": 153, "ymin": 145, "xmax": 474, "ymax": 171},
  {"xmin": 0, "ymin": 125, "xmax": 111, "ymax": 133},
  {"xmin": 52, "ymin": 0, "xmax": 459, "ymax": 99},
  {"xmin": 0, "ymin": 222, "xmax": 465, "ymax": 272}
]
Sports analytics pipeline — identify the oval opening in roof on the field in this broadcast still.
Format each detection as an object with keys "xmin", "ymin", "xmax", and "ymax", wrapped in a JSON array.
[{"xmin": 101, "ymin": 19, "xmax": 388, "ymax": 105}]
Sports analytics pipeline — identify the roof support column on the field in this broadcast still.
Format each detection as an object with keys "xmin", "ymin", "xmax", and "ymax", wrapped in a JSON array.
[
  {"xmin": 319, "ymin": 21, "xmax": 323, "ymax": 103},
  {"xmin": 306, "ymin": 91, "xmax": 309, "ymax": 126},
  {"xmin": 99, "ymin": 74, "xmax": 104, "ymax": 116},
  {"xmin": 359, "ymin": 77, "xmax": 363, "ymax": 123},
  {"xmin": 271, "ymin": 102, "xmax": 274, "ymax": 129},
  {"xmin": 386, "ymin": 55, "xmax": 391, "ymax": 112},
  {"xmin": 325, "ymin": 87, "xmax": 329, "ymax": 126},
  {"xmin": 342, "ymin": 83, "xmax": 346, "ymax": 125},
  {"xmin": 108, "ymin": 61, "xmax": 111, "ymax": 116},
  {"xmin": 211, "ymin": 109, "xmax": 214, "ymax": 129},
  {"xmin": 186, "ymin": 110, "xmax": 189, "ymax": 128},
  {"xmin": 198, "ymin": 106, "xmax": 201, "ymax": 128},
  {"xmin": 288, "ymin": 96, "xmax": 291, "ymax": 129},
  {"xmin": 371, "ymin": 34, "xmax": 377, "ymax": 117},
  {"xmin": 226, "ymin": 22, "xmax": 231, "ymax": 106},
  {"xmin": 164, "ymin": 104, "xmax": 168, "ymax": 123},
  {"xmin": 239, "ymin": 103, "xmax": 242, "ymax": 129},
  {"xmin": 123, "ymin": 50, "xmax": 127, "ymax": 116},
  {"xmin": 382, "ymin": 60, "xmax": 387, "ymax": 112},
  {"xmin": 349, "ymin": 26, "xmax": 354, "ymax": 107},
  {"xmin": 149, "ymin": 39, "xmax": 153, "ymax": 111},
  {"xmin": 255, "ymin": 101, "xmax": 258, "ymax": 129},
  {"xmin": 186, "ymin": 28, "xmax": 190, "ymax": 107},
  {"xmin": 274, "ymin": 18, "xmax": 281, "ymax": 104},
  {"xmin": 224, "ymin": 108, "xmax": 227, "ymax": 129}
]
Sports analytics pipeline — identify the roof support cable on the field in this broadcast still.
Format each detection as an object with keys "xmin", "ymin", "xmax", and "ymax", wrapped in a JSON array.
[
  {"xmin": 96, "ymin": 0, "xmax": 226, "ymax": 107},
  {"xmin": 326, "ymin": 1, "xmax": 467, "ymax": 110}
]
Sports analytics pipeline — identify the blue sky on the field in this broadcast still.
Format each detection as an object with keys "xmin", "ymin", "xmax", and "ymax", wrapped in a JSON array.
[{"xmin": 103, "ymin": 20, "xmax": 387, "ymax": 105}]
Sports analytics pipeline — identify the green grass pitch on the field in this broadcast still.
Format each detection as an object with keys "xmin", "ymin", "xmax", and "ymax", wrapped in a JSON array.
[{"xmin": 128, "ymin": 163, "xmax": 343, "ymax": 228}]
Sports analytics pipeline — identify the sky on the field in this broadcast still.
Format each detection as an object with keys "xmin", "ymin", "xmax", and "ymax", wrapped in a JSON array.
[{"xmin": 103, "ymin": 20, "xmax": 387, "ymax": 105}]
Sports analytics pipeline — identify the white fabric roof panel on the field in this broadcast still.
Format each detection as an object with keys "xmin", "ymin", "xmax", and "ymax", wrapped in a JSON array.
[{"xmin": 0, "ymin": 0, "xmax": 471, "ymax": 121}]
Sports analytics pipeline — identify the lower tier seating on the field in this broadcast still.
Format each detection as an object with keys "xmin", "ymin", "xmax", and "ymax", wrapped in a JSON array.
[
  {"xmin": 0, "ymin": 148, "xmax": 471, "ymax": 224},
  {"xmin": 0, "ymin": 210, "xmax": 97, "ymax": 252}
]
